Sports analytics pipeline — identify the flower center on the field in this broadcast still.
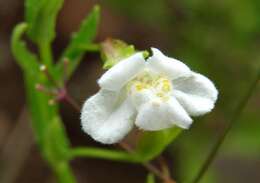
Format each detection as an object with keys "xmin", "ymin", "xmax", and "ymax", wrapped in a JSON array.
[{"xmin": 129, "ymin": 70, "xmax": 173, "ymax": 101}]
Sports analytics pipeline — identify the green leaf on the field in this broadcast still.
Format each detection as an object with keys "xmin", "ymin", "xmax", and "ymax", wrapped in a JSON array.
[
  {"xmin": 25, "ymin": 0, "xmax": 63, "ymax": 44},
  {"xmin": 24, "ymin": 70, "xmax": 61, "ymax": 144},
  {"xmin": 11, "ymin": 22, "xmax": 40, "ymax": 75},
  {"xmin": 23, "ymin": 67, "xmax": 72, "ymax": 175},
  {"xmin": 14, "ymin": 52, "xmax": 76, "ymax": 183},
  {"xmin": 101, "ymin": 38, "xmax": 136, "ymax": 69},
  {"xmin": 16, "ymin": 44, "xmax": 75, "ymax": 183},
  {"xmin": 135, "ymin": 127, "xmax": 182, "ymax": 162},
  {"xmin": 146, "ymin": 173, "xmax": 155, "ymax": 183},
  {"xmin": 23, "ymin": 69, "xmax": 71, "ymax": 162},
  {"xmin": 11, "ymin": 22, "xmax": 54, "ymax": 144},
  {"xmin": 12, "ymin": 23, "xmax": 69, "ymax": 150},
  {"xmin": 55, "ymin": 5, "xmax": 100, "ymax": 79}
]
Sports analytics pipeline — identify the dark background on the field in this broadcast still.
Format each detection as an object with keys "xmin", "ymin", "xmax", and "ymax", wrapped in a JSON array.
[{"xmin": 0, "ymin": 0, "xmax": 259, "ymax": 183}]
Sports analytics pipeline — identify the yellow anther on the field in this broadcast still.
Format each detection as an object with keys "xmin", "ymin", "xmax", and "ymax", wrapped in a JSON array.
[
  {"xmin": 162, "ymin": 83, "xmax": 171, "ymax": 92},
  {"xmin": 131, "ymin": 73, "xmax": 172, "ymax": 100},
  {"xmin": 135, "ymin": 83, "xmax": 144, "ymax": 91}
]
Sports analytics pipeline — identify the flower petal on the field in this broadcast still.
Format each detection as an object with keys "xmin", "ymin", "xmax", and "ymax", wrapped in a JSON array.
[
  {"xmin": 135, "ymin": 97, "xmax": 192, "ymax": 131},
  {"xmin": 81, "ymin": 89, "xmax": 136, "ymax": 144},
  {"xmin": 147, "ymin": 48, "xmax": 191, "ymax": 79},
  {"xmin": 130, "ymin": 85, "xmax": 156, "ymax": 110},
  {"xmin": 172, "ymin": 72, "xmax": 218, "ymax": 116},
  {"xmin": 98, "ymin": 53, "xmax": 146, "ymax": 91}
]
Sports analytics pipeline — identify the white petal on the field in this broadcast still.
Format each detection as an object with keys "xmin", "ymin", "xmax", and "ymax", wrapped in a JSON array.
[
  {"xmin": 130, "ymin": 87, "xmax": 155, "ymax": 110},
  {"xmin": 147, "ymin": 48, "xmax": 191, "ymax": 79},
  {"xmin": 135, "ymin": 97, "xmax": 192, "ymax": 131},
  {"xmin": 81, "ymin": 89, "xmax": 136, "ymax": 144},
  {"xmin": 172, "ymin": 72, "xmax": 218, "ymax": 116},
  {"xmin": 98, "ymin": 53, "xmax": 146, "ymax": 91}
]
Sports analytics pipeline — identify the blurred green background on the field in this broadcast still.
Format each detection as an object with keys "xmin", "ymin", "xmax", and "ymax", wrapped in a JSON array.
[{"xmin": 0, "ymin": 0, "xmax": 259, "ymax": 183}]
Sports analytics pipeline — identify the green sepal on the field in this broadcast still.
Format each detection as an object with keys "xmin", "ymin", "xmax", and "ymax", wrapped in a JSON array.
[
  {"xmin": 135, "ymin": 127, "xmax": 182, "ymax": 162},
  {"xmin": 101, "ymin": 38, "xmax": 136, "ymax": 69}
]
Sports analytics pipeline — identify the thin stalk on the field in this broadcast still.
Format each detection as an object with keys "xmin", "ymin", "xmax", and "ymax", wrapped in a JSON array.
[
  {"xmin": 119, "ymin": 142, "xmax": 176, "ymax": 183},
  {"xmin": 69, "ymin": 147, "xmax": 139, "ymax": 163},
  {"xmin": 192, "ymin": 70, "xmax": 260, "ymax": 183},
  {"xmin": 158, "ymin": 156, "xmax": 171, "ymax": 178},
  {"xmin": 144, "ymin": 163, "xmax": 175, "ymax": 183},
  {"xmin": 63, "ymin": 94, "xmax": 81, "ymax": 112}
]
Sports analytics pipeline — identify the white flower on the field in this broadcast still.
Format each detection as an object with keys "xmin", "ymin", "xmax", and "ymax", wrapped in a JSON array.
[{"xmin": 81, "ymin": 48, "xmax": 218, "ymax": 144}]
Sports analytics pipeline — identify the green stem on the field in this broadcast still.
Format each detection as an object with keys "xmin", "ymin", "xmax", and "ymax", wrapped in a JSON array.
[
  {"xmin": 37, "ymin": 41, "xmax": 77, "ymax": 183},
  {"xmin": 39, "ymin": 41, "xmax": 53, "ymax": 68},
  {"xmin": 69, "ymin": 147, "xmax": 140, "ymax": 163},
  {"xmin": 192, "ymin": 69, "xmax": 260, "ymax": 183},
  {"xmin": 78, "ymin": 43, "xmax": 100, "ymax": 52},
  {"xmin": 55, "ymin": 162, "xmax": 77, "ymax": 183}
]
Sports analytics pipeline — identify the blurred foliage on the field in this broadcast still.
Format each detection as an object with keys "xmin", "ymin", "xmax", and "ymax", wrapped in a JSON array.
[
  {"xmin": 106, "ymin": 0, "xmax": 171, "ymax": 27},
  {"xmin": 105, "ymin": 0, "xmax": 260, "ymax": 183},
  {"xmin": 55, "ymin": 5, "xmax": 100, "ymax": 80},
  {"xmin": 25, "ymin": 0, "xmax": 63, "ymax": 45}
]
